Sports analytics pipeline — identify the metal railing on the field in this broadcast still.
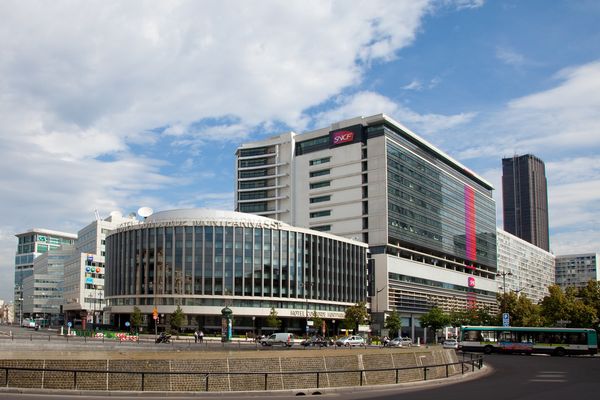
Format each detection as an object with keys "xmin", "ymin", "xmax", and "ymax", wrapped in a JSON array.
[{"xmin": 0, "ymin": 356, "xmax": 484, "ymax": 392}]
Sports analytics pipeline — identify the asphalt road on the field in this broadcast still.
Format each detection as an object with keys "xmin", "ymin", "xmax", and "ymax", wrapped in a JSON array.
[{"xmin": 345, "ymin": 353, "xmax": 600, "ymax": 400}]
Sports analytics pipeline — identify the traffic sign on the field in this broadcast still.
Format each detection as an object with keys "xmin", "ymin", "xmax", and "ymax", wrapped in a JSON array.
[
  {"xmin": 125, "ymin": 321, "xmax": 130, "ymax": 327},
  {"xmin": 152, "ymin": 307, "xmax": 158, "ymax": 320},
  {"xmin": 502, "ymin": 313, "xmax": 510, "ymax": 327},
  {"xmin": 67, "ymin": 321, "xmax": 72, "ymax": 328}
]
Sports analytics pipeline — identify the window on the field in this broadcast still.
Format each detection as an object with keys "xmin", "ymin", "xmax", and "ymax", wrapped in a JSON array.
[
  {"xmin": 312, "ymin": 225, "xmax": 331, "ymax": 232},
  {"xmin": 310, "ymin": 181, "xmax": 330, "ymax": 189},
  {"xmin": 310, "ymin": 195, "xmax": 330, "ymax": 204},
  {"xmin": 310, "ymin": 157, "xmax": 331, "ymax": 166},
  {"xmin": 310, "ymin": 210, "xmax": 331, "ymax": 218},
  {"xmin": 310, "ymin": 169, "xmax": 330, "ymax": 178}
]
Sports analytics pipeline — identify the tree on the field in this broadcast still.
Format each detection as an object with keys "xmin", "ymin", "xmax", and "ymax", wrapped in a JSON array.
[
  {"xmin": 578, "ymin": 280, "xmax": 600, "ymax": 329},
  {"xmin": 344, "ymin": 301, "xmax": 369, "ymax": 334},
  {"xmin": 540, "ymin": 285, "xmax": 597, "ymax": 328},
  {"xmin": 384, "ymin": 310, "xmax": 401, "ymax": 338},
  {"xmin": 131, "ymin": 306, "xmax": 143, "ymax": 333},
  {"xmin": 497, "ymin": 292, "xmax": 542, "ymax": 327},
  {"xmin": 169, "ymin": 305, "xmax": 186, "ymax": 334},
  {"xmin": 265, "ymin": 307, "xmax": 282, "ymax": 329},
  {"xmin": 419, "ymin": 306, "xmax": 449, "ymax": 343}
]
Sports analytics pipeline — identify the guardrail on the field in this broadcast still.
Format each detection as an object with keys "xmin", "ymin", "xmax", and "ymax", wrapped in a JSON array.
[{"xmin": 0, "ymin": 356, "xmax": 484, "ymax": 392}]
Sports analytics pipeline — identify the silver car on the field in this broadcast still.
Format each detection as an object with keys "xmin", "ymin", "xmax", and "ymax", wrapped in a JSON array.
[
  {"xmin": 389, "ymin": 336, "xmax": 412, "ymax": 347},
  {"xmin": 335, "ymin": 335, "xmax": 366, "ymax": 347}
]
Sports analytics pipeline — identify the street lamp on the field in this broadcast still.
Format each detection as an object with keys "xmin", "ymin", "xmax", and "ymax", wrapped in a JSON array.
[
  {"xmin": 301, "ymin": 282, "xmax": 314, "ymax": 337},
  {"xmin": 252, "ymin": 316, "xmax": 256, "ymax": 339},
  {"xmin": 496, "ymin": 271, "xmax": 513, "ymax": 294},
  {"xmin": 373, "ymin": 286, "xmax": 387, "ymax": 335}
]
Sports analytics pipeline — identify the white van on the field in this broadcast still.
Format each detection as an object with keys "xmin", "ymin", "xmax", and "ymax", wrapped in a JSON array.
[{"xmin": 260, "ymin": 332, "xmax": 294, "ymax": 347}]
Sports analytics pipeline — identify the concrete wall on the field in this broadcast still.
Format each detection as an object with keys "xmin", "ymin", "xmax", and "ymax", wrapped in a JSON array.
[{"xmin": 0, "ymin": 348, "xmax": 461, "ymax": 392}]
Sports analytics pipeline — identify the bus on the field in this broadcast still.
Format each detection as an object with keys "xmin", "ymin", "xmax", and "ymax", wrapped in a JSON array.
[{"xmin": 459, "ymin": 326, "xmax": 598, "ymax": 356}]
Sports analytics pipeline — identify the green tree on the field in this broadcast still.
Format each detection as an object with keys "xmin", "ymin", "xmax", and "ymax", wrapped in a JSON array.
[
  {"xmin": 344, "ymin": 301, "xmax": 369, "ymax": 334},
  {"xmin": 169, "ymin": 305, "xmax": 186, "ymax": 334},
  {"xmin": 420, "ymin": 306, "xmax": 449, "ymax": 343},
  {"xmin": 384, "ymin": 310, "xmax": 401, "ymax": 338},
  {"xmin": 540, "ymin": 285, "xmax": 596, "ymax": 328},
  {"xmin": 497, "ymin": 292, "xmax": 542, "ymax": 327},
  {"xmin": 265, "ymin": 307, "xmax": 282, "ymax": 329},
  {"xmin": 131, "ymin": 306, "xmax": 143, "ymax": 333},
  {"xmin": 578, "ymin": 280, "xmax": 600, "ymax": 328}
]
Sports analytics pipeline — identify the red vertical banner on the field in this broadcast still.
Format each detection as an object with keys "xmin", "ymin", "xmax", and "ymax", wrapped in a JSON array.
[{"xmin": 464, "ymin": 185, "xmax": 477, "ymax": 261}]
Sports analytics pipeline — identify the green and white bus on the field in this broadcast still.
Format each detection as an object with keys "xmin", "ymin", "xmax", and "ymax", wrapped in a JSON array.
[{"xmin": 459, "ymin": 326, "xmax": 598, "ymax": 356}]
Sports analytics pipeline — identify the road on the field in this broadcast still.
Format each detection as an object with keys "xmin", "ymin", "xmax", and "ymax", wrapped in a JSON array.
[{"xmin": 0, "ymin": 353, "xmax": 598, "ymax": 399}]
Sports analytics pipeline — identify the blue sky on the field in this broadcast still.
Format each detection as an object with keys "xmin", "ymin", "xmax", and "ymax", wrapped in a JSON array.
[{"xmin": 1, "ymin": 0, "xmax": 599, "ymax": 301}]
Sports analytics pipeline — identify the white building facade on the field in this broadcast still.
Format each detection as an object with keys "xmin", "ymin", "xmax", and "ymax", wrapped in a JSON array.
[
  {"xmin": 496, "ymin": 228, "xmax": 555, "ymax": 303},
  {"xmin": 555, "ymin": 253, "xmax": 599, "ymax": 290},
  {"xmin": 236, "ymin": 114, "xmax": 499, "ymax": 339},
  {"xmin": 63, "ymin": 211, "xmax": 137, "ymax": 329}
]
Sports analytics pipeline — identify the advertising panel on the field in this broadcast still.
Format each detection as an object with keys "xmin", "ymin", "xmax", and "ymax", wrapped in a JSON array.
[{"xmin": 329, "ymin": 124, "xmax": 362, "ymax": 147}]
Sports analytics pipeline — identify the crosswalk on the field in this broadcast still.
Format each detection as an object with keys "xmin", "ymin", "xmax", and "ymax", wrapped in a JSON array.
[{"xmin": 530, "ymin": 370, "xmax": 567, "ymax": 383}]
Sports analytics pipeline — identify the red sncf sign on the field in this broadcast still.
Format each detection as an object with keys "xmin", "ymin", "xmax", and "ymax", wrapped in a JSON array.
[{"xmin": 332, "ymin": 130, "xmax": 354, "ymax": 145}]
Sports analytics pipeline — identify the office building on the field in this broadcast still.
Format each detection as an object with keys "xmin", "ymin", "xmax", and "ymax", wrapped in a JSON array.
[
  {"xmin": 236, "ymin": 114, "xmax": 498, "ymax": 338},
  {"xmin": 21, "ymin": 245, "xmax": 75, "ymax": 326},
  {"xmin": 496, "ymin": 228, "xmax": 555, "ymax": 303},
  {"xmin": 502, "ymin": 154, "xmax": 549, "ymax": 251},
  {"xmin": 104, "ymin": 209, "xmax": 368, "ymax": 334},
  {"xmin": 63, "ymin": 211, "xmax": 137, "ymax": 328},
  {"xmin": 555, "ymin": 253, "xmax": 600, "ymax": 290},
  {"xmin": 13, "ymin": 228, "xmax": 76, "ymax": 321}
]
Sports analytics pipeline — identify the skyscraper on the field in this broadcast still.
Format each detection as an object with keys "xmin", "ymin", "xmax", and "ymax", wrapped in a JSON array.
[{"xmin": 502, "ymin": 154, "xmax": 550, "ymax": 251}]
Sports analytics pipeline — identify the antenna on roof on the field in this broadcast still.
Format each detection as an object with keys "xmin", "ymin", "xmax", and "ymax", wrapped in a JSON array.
[
  {"xmin": 94, "ymin": 209, "xmax": 100, "ymax": 221},
  {"xmin": 137, "ymin": 207, "xmax": 154, "ymax": 220}
]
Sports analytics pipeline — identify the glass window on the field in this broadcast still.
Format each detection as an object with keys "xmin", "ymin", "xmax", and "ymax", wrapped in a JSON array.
[
  {"xmin": 309, "ymin": 169, "xmax": 330, "ymax": 178},
  {"xmin": 309, "ymin": 157, "xmax": 331, "ymax": 166},
  {"xmin": 310, "ymin": 181, "xmax": 330, "ymax": 189},
  {"xmin": 310, "ymin": 210, "xmax": 331, "ymax": 218},
  {"xmin": 310, "ymin": 195, "xmax": 330, "ymax": 204}
]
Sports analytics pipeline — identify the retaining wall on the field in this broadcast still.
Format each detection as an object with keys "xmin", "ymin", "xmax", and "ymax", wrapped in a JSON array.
[{"xmin": 0, "ymin": 348, "xmax": 461, "ymax": 392}]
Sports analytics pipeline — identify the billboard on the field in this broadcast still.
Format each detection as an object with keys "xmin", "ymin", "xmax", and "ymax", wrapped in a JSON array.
[{"xmin": 329, "ymin": 124, "xmax": 362, "ymax": 147}]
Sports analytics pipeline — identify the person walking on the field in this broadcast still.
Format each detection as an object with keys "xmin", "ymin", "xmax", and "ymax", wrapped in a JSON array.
[
  {"xmin": 198, "ymin": 329, "xmax": 204, "ymax": 344},
  {"xmin": 194, "ymin": 330, "xmax": 199, "ymax": 344}
]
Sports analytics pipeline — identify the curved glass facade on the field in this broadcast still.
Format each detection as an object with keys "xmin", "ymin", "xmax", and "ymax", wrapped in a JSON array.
[{"xmin": 105, "ymin": 210, "xmax": 368, "ymax": 325}]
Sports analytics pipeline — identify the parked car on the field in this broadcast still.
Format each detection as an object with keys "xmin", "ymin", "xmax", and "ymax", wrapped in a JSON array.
[
  {"xmin": 388, "ymin": 336, "xmax": 413, "ymax": 347},
  {"xmin": 335, "ymin": 335, "xmax": 366, "ymax": 347},
  {"xmin": 442, "ymin": 339, "xmax": 459, "ymax": 349},
  {"xmin": 300, "ymin": 336, "xmax": 333, "ymax": 347},
  {"xmin": 260, "ymin": 332, "xmax": 294, "ymax": 347}
]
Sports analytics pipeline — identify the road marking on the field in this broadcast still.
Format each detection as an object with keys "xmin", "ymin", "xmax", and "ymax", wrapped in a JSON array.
[{"xmin": 530, "ymin": 371, "xmax": 567, "ymax": 383}]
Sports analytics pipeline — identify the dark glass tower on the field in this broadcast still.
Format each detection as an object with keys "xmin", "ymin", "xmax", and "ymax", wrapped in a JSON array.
[{"xmin": 502, "ymin": 154, "xmax": 549, "ymax": 251}]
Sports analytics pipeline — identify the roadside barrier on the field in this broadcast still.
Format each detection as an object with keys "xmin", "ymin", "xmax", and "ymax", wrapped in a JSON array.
[{"xmin": 0, "ymin": 356, "xmax": 484, "ymax": 392}]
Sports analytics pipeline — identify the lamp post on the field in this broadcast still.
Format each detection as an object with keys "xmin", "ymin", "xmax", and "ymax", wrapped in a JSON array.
[
  {"xmin": 496, "ymin": 271, "xmax": 513, "ymax": 294},
  {"xmin": 18, "ymin": 297, "xmax": 23, "ymax": 327},
  {"xmin": 374, "ymin": 286, "xmax": 386, "ymax": 335},
  {"xmin": 252, "ymin": 316, "xmax": 256, "ymax": 339},
  {"xmin": 301, "ymin": 282, "xmax": 314, "ymax": 338}
]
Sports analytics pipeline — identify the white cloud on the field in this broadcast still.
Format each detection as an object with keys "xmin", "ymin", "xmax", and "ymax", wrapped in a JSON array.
[
  {"xmin": 0, "ymin": 1, "xmax": 436, "ymax": 300},
  {"xmin": 402, "ymin": 80, "xmax": 424, "ymax": 91},
  {"xmin": 401, "ymin": 77, "xmax": 441, "ymax": 91},
  {"xmin": 495, "ymin": 46, "xmax": 528, "ymax": 67}
]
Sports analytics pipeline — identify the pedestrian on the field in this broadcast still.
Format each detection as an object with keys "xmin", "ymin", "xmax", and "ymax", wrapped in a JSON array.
[
  {"xmin": 198, "ymin": 329, "xmax": 204, "ymax": 344},
  {"xmin": 194, "ymin": 330, "xmax": 198, "ymax": 343}
]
